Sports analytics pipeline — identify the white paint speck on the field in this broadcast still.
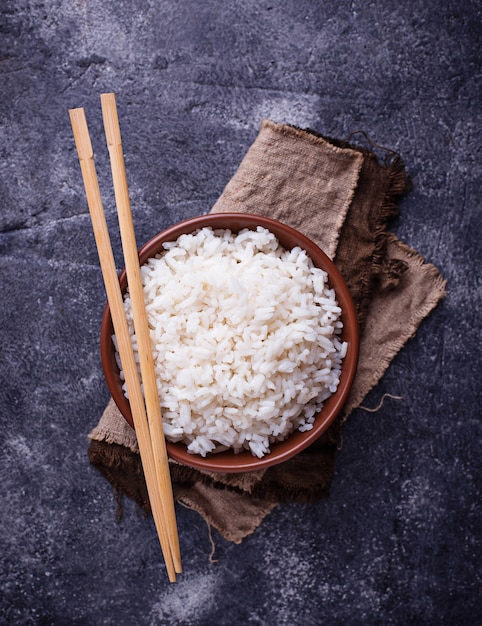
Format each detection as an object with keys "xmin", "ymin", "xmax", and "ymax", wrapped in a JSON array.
[{"xmin": 148, "ymin": 570, "xmax": 221, "ymax": 624}]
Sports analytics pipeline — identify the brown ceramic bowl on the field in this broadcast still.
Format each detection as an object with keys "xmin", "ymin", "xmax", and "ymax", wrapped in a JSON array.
[{"xmin": 100, "ymin": 213, "xmax": 359, "ymax": 473}]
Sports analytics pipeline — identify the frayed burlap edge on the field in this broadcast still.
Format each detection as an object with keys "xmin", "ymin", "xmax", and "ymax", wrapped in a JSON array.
[{"xmin": 341, "ymin": 235, "xmax": 447, "ymax": 419}]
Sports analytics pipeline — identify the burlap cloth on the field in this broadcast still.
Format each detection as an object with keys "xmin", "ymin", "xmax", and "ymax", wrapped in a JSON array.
[{"xmin": 88, "ymin": 120, "xmax": 447, "ymax": 544}]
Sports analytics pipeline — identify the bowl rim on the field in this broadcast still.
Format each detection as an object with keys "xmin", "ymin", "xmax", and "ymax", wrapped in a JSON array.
[{"xmin": 100, "ymin": 212, "xmax": 359, "ymax": 473}]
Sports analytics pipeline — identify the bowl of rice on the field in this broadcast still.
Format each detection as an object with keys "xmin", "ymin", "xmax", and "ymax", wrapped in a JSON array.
[{"xmin": 100, "ymin": 213, "xmax": 359, "ymax": 473}]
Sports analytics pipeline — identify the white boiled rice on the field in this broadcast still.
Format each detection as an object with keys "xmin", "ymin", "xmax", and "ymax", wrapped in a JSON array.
[{"xmin": 116, "ymin": 226, "xmax": 347, "ymax": 458}]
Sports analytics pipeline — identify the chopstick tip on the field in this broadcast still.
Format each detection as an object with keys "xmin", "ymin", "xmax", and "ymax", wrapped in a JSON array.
[
  {"xmin": 101, "ymin": 93, "xmax": 122, "ymax": 147},
  {"xmin": 68, "ymin": 107, "xmax": 85, "ymax": 122},
  {"xmin": 69, "ymin": 108, "xmax": 93, "ymax": 160}
]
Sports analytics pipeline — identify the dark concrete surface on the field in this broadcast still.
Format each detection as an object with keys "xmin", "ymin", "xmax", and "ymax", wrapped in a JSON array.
[{"xmin": 1, "ymin": 1, "xmax": 481, "ymax": 624}]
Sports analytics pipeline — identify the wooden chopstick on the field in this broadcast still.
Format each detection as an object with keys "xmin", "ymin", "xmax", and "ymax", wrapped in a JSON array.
[
  {"xmin": 69, "ymin": 107, "xmax": 179, "ymax": 582},
  {"xmin": 100, "ymin": 93, "xmax": 182, "ymax": 573}
]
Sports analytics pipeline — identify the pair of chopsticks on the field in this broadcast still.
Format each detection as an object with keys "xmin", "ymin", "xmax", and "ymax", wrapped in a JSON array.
[{"xmin": 69, "ymin": 93, "xmax": 181, "ymax": 582}]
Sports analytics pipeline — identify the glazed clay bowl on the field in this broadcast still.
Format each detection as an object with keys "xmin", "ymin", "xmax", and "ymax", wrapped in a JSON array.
[{"xmin": 100, "ymin": 213, "xmax": 359, "ymax": 473}]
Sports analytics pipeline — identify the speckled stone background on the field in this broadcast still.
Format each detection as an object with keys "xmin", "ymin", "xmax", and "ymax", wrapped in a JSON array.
[{"xmin": 1, "ymin": 1, "xmax": 481, "ymax": 624}]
